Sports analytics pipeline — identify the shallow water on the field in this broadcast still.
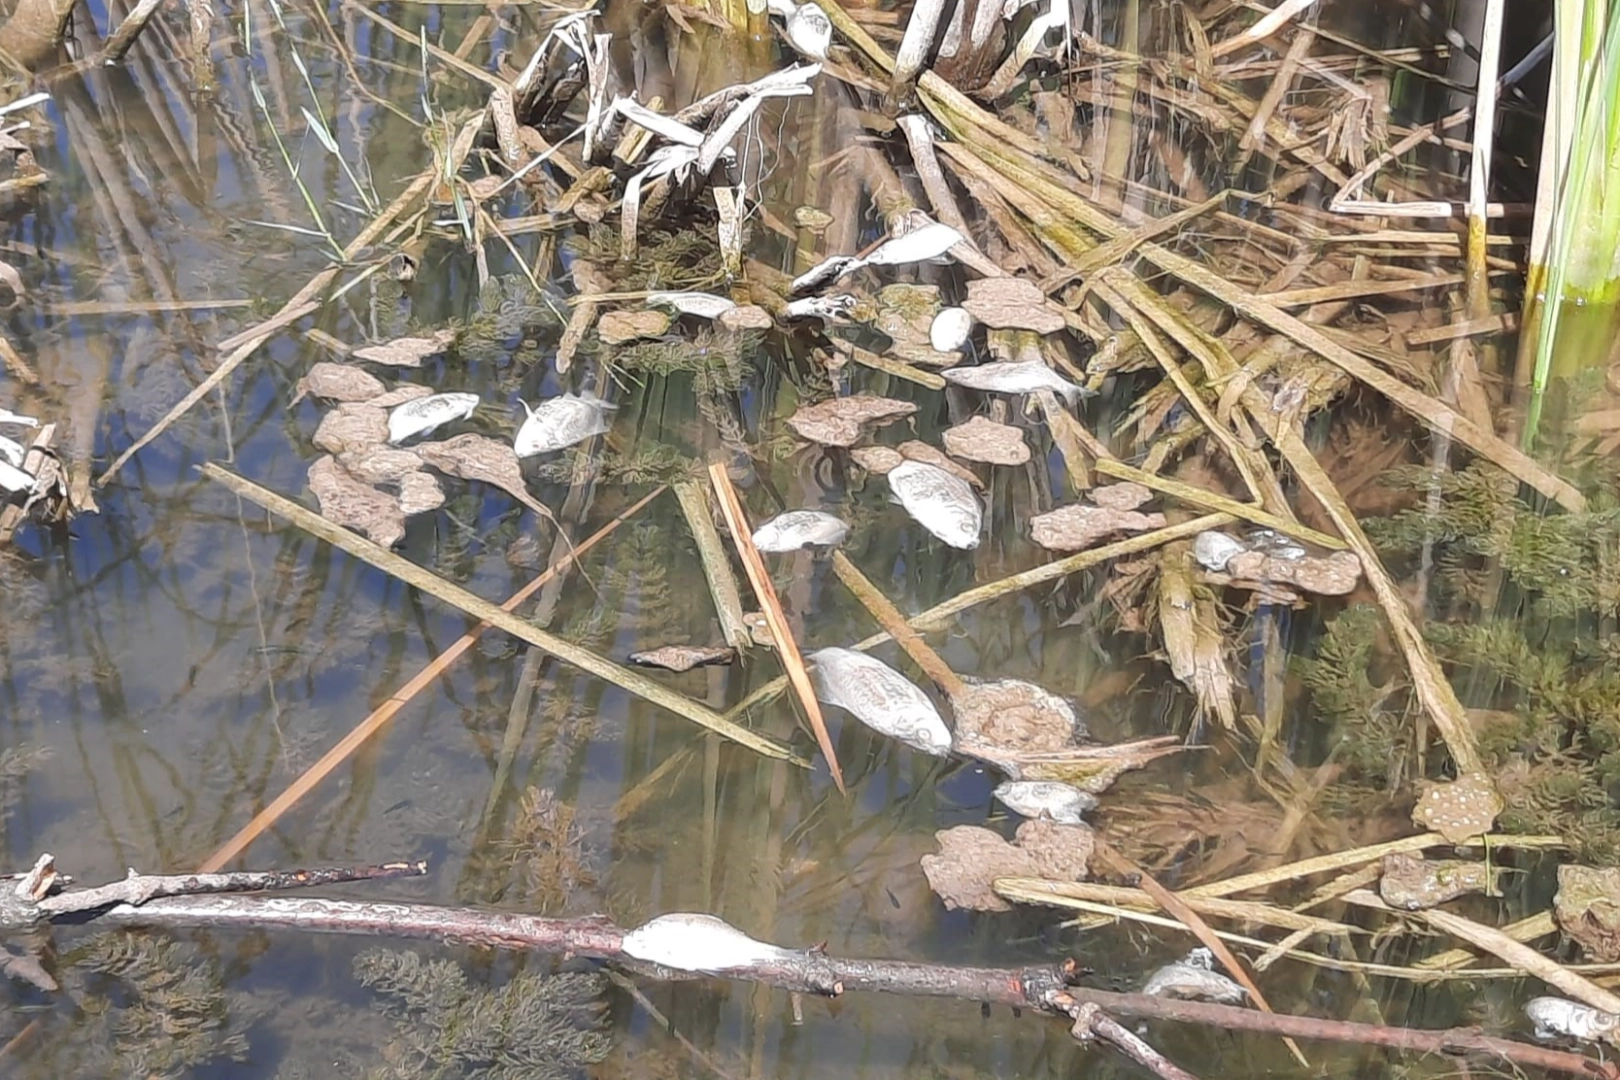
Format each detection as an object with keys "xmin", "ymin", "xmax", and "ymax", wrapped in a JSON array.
[{"xmin": 0, "ymin": 0, "xmax": 1563, "ymax": 1075}]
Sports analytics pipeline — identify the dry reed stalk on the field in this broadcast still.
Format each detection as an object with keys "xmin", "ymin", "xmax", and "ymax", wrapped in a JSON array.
[
  {"xmin": 1092, "ymin": 458, "xmax": 1344, "ymax": 550},
  {"xmin": 706, "ymin": 462, "xmax": 845, "ymax": 792},
  {"xmin": 830, "ymin": 552, "xmax": 965, "ymax": 697},
  {"xmin": 673, "ymin": 479, "xmax": 753, "ymax": 649}
]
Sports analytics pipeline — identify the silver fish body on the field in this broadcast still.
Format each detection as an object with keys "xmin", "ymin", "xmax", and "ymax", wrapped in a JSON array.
[
  {"xmin": 387, "ymin": 392, "xmax": 479, "ymax": 445},
  {"xmin": 1526, "ymin": 996, "xmax": 1620, "ymax": 1042},
  {"xmin": 887, "ymin": 459, "xmax": 981, "ymax": 549},
  {"xmin": 993, "ymin": 780, "xmax": 1097, "ymax": 823},
  {"xmin": 942, "ymin": 360, "xmax": 1084, "ymax": 404},
  {"xmin": 1143, "ymin": 948, "xmax": 1247, "ymax": 1004},
  {"xmin": 751, "ymin": 509, "xmax": 849, "ymax": 552},
  {"xmin": 514, "ymin": 391, "xmax": 616, "ymax": 457},
  {"xmin": 806, "ymin": 646, "xmax": 952, "ymax": 755},
  {"xmin": 1194, "ymin": 530, "xmax": 1246, "ymax": 572},
  {"xmin": 621, "ymin": 913, "xmax": 795, "ymax": 973}
]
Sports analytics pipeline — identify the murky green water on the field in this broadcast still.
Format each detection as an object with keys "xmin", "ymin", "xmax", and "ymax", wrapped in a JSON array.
[{"xmin": 0, "ymin": 0, "xmax": 1571, "ymax": 1075}]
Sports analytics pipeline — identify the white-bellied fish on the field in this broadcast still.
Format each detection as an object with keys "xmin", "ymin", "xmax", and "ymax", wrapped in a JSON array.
[
  {"xmin": 513, "ymin": 391, "xmax": 617, "ymax": 457},
  {"xmin": 387, "ymin": 392, "xmax": 479, "ymax": 445},
  {"xmin": 806, "ymin": 646, "xmax": 952, "ymax": 755},
  {"xmin": 1526, "ymin": 997, "xmax": 1620, "ymax": 1042},
  {"xmin": 785, "ymin": 2, "xmax": 831, "ymax": 59},
  {"xmin": 647, "ymin": 291, "xmax": 736, "ymax": 319},
  {"xmin": 942, "ymin": 360, "xmax": 1084, "ymax": 404},
  {"xmin": 751, "ymin": 509, "xmax": 849, "ymax": 552},
  {"xmin": 930, "ymin": 306, "xmax": 974, "ymax": 351},
  {"xmin": 1142, "ymin": 948, "xmax": 1248, "ymax": 1004},
  {"xmin": 0, "ymin": 459, "xmax": 32, "ymax": 493},
  {"xmin": 993, "ymin": 780, "xmax": 1097, "ymax": 824},
  {"xmin": 0, "ymin": 408, "xmax": 38, "ymax": 428},
  {"xmin": 0, "ymin": 434, "xmax": 23, "ymax": 466},
  {"xmin": 887, "ymin": 459, "xmax": 981, "ymax": 549},
  {"xmin": 621, "ymin": 913, "xmax": 796, "ymax": 973}
]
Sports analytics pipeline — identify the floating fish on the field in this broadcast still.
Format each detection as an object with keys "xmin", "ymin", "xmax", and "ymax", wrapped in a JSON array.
[
  {"xmin": 0, "ymin": 458, "xmax": 32, "ymax": 493},
  {"xmin": 0, "ymin": 433, "xmax": 23, "ymax": 466},
  {"xmin": 806, "ymin": 646, "xmax": 952, "ymax": 755},
  {"xmin": 1142, "ymin": 948, "xmax": 1248, "ymax": 1004},
  {"xmin": 930, "ymin": 307, "xmax": 974, "ymax": 352},
  {"xmin": 993, "ymin": 780, "xmax": 1097, "ymax": 824},
  {"xmin": 621, "ymin": 913, "xmax": 796, "ymax": 973},
  {"xmin": 387, "ymin": 392, "xmax": 478, "ymax": 445},
  {"xmin": 1247, "ymin": 528, "xmax": 1308, "ymax": 561},
  {"xmin": 751, "ymin": 509, "xmax": 850, "ymax": 552},
  {"xmin": 628, "ymin": 645, "xmax": 738, "ymax": 672},
  {"xmin": 942, "ymin": 360, "xmax": 1084, "ymax": 405},
  {"xmin": 783, "ymin": 294, "xmax": 856, "ymax": 320},
  {"xmin": 786, "ymin": 1, "xmax": 831, "ymax": 59},
  {"xmin": 887, "ymin": 459, "xmax": 982, "ymax": 549},
  {"xmin": 862, "ymin": 220, "xmax": 963, "ymax": 267},
  {"xmin": 1193, "ymin": 531, "xmax": 1245, "ymax": 572},
  {"xmin": 513, "ymin": 391, "xmax": 617, "ymax": 457},
  {"xmin": 1526, "ymin": 996, "xmax": 1620, "ymax": 1042},
  {"xmin": 647, "ymin": 291, "xmax": 736, "ymax": 319},
  {"xmin": 0, "ymin": 408, "xmax": 38, "ymax": 428}
]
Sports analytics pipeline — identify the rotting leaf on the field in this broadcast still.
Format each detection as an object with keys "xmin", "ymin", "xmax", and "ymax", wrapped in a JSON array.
[
  {"xmin": 294, "ymin": 362, "xmax": 385, "ymax": 404},
  {"xmin": 786, "ymin": 394, "xmax": 917, "ymax": 447},
  {"xmin": 599, "ymin": 309, "xmax": 671, "ymax": 344},
  {"xmin": 312, "ymin": 403, "xmax": 388, "ymax": 455},
  {"xmin": 962, "ymin": 277, "xmax": 1065, "ymax": 334},
  {"xmin": 351, "ymin": 328, "xmax": 457, "ymax": 367},
  {"xmin": 1224, "ymin": 550, "xmax": 1362, "ymax": 595},
  {"xmin": 718, "ymin": 304, "xmax": 773, "ymax": 332},
  {"xmin": 367, "ymin": 385, "xmax": 434, "ymax": 409},
  {"xmin": 1555, "ymin": 865, "xmax": 1620, "ymax": 962},
  {"xmin": 398, "ymin": 471, "xmax": 445, "ymax": 516},
  {"xmin": 628, "ymin": 644, "xmax": 739, "ymax": 672},
  {"xmin": 1030, "ymin": 503, "xmax": 1167, "ymax": 552},
  {"xmin": 1091, "ymin": 481, "xmax": 1154, "ymax": 511},
  {"xmin": 1411, "ymin": 772, "xmax": 1502, "ymax": 842},
  {"xmin": 920, "ymin": 820, "xmax": 1093, "ymax": 913},
  {"xmin": 338, "ymin": 447, "xmax": 425, "ymax": 486},
  {"xmin": 952, "ymin": 678, "xmax": 1086, "ymax": 761},
  {"xmin": 898, "ymin": 440, "xmax": 983, "ymax": 489},
  {"xmin": 1379, "ymin": 852, "xmax": 1499, "ymax": 910},
  {"xmin": 851, "ymin": 445, "xmax": 904, "ymax": 474},
  {"xmin": 416, "ymin": 433, "xmax": 538, "ymax": 511},
  {"xmin": 308, "ymin": 455, "xmax": 405, "ymax": 547},
  {"xmin": 943, "ymin": 415, "xmax": 1029, "ymax": 466}
]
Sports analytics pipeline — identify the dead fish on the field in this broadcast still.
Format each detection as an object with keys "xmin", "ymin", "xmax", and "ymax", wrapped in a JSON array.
[
  {"xmin": 387, "ymin": 392, "xmax": 478, "ymax": 445},
  {"xmin": 942, "ymin": 360, "xmax": 1084, "ymax": 405},
  {"xmin": 0, "ymin": 433, "xmax": 23, "ymax": 467},
  {"xmin": 628, "ymin": 645, "xmax": 738, "ymax": 672},
  {"xmin": 993, "ymin": 780, "xmax": 1097, "ymax": 824},
  {"xmin": 930, "ymin": 307, "xmax": 974, "ymax": 352},
  {"xmin": 0, "ymin": 458, "xmax": 33, "ymax": 493},
  {"xmin": 862, "ymin": 221, "xmax": 963, "ymax": 267},
  {"xmin": 785, "ymin": 1, "xmax": 831, "ymax": 59},
  {"xmin": 751, "ymin": 509, "xmax": 849, "ymax": 552},
  {"xmin": 1526, "ymin": 996, "xmax": 1620, "ymax": 1042},
  {"xmin": 621, "ymin": 913, "xmax": 795, "ymax": 973},
  {"xmin": 1193, "ymin": 531, "xmax": 1246, "ymax": 572},
  {"xmin": 513, "ymin": 391, "xmax": 617, "ymax": 457},
  {"xmin": 0, "ymin": 408, "xmax": 38, "ymax": 428},
  {"xmin": 887, "ymin": 459, "xmax": 982, "ymax": 549},
  {"xmin": 807, "ymin": 646, "xmax": 952, "ymax": 755},
  {"xmin": 1142, "ymin": 948, "xmax": 1248, "ymax": 1005},
  {"xmin": 647, "ymin": 291, "xmax": 735, "ymax": 319},
  {"xmin": 783, "ymin": 295, "xmax": 856, "ymax": 320}
]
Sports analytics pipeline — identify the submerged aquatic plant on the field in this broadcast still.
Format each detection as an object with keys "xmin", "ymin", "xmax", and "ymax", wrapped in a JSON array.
[{"xmin": 354, "ymin": 948, "xmax": 610, "ymax": 1080}]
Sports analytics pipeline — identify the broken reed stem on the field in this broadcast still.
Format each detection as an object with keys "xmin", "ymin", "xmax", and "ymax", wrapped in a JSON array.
[
  {"xmin": 195, "ymin": 485, "xmax": 667, "ymax": 873},
  {"xmin": 673, "ymin": 479, "xmax": 752, "ymax": 650},
  {"xmin": 726, "ymin": 515, "xmax": 1230, "ymax": 720},
  {"xmin": 706, "ymin": 462, "xmax": 844, "ymax": 791},
  {"xmin": 98, "ymin": 141, "xmax": 451, "ymax": 486},
  {"xmin": 100, "ymin": 0, "xmax": 163, "ymax": 61},
  {"xmin": 201, "ymin": 464, "xmax": 800, "ymax": 763},
  {"xmin": 1092, "ymin": 458, "xmax": 1345, "ymax": 550},
  {"xmin": 89, "ymin": 894, "xmax": 1609, "ymax": 1079},
  {"xmin": 830, "ymin": 551, "xmax": 965, "ymax": 697},
  {"xmin": 993, "ymin": 879, "xmax": 1360, "ymax": 937}
]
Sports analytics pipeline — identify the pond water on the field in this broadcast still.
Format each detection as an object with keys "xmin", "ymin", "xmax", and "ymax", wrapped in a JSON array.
[{"xmin": 0, "ymin": 0, "xmax": 1578, "ymax": 1075}]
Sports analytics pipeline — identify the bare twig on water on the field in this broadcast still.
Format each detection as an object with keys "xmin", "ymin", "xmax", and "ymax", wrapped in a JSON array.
[
  {"xmin": 707, "ymin": 462, "xmax": 843, "ymax": 790},
  {"xmin": 1091, "ymin": 458, "xmax": 1344, "ymax": 550},
  {"xmin": 66, "ymin": 894, "xmax": 1611, "ymax": 1079},
  {"xmin": 1066, "ymin": 1005, "xmax": 1203, "ymax": 1080},
  {"xmin": 201, "ymin": 464, "xmax": 801, "ymax": 762},
  {"xmin": 196, "ymin": 486, "xmax": 668, "ymax": 872}
]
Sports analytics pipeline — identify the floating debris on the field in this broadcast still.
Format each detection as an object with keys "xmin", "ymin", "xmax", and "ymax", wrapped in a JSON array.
[
  {"xmin": 513, "ymin": 392, "xmax": 617, "ymax": 456},
  {"xmin": 718, "ymin": 305, "xmax": 774, "ymax": 332},
  {"xmin": 942, "ymin": 360, "xmax": 1084, "ymax": 404},
  {"xmin": 930, "ymin": 307, "xmax": 974, "ymax": 352},
  {"xmin": 313, "ymin": 403, "xmax": 389, "ymax": 455},
  {"xmin": 943, "ymin": 415, "xmax": 1029, "ymax": 466},
  {"xmin": 621, "ymin": 913, "xmax": 794, "ymax": 973},
  {"xmin": 1090, "ymin": 482, "xmax": 1154, "ymax": 510},
  {"xmin": 416, "ymin": 434, "xmax": 543, "ymax": 513},
  {"xmin": 368, "ymin": 385, "xmax": 435, "ymax": 409},
  {"xmin": 338, "ymin": 447, "xmax": 426, "ymax": 486},
  {"xmin": 294, "ymin": 362, "xmax": 385, "ymax": 404},
  {"xmin": 962, "ymin": 277, "xmax": 1066, "ymax": 334},
  {"xmin": 783, "ymin": 295, "xmax": 855, "ymax": 320},
  {"xmin": 792, "ymin": 205, "xmax": 834, "ymax": 232},
  {"xmin": 397, "ymin": 472, "xmax": 445, "ymax": 516},
  {"xmin": 953, "ymin": 677, "xmax": 1086, "ymax": 758},
  {"xmin": 897, "ymin": 440, "xmax": 982, "ymax": 488},
  {"xmin": 0, "ymin": 408, "xmax": 38, "ymax": 428},
  {"xmin": 1554, "ymin": 865, "xmax": 1620, "ymax": 962},
  {"xmin": 1379, "ymin": 852, "xmax": 1498, "ymax": 910},
  {"xmin": 751, "ymin": 509, "xmax": 850, "ymax": 552},
  {"xmin": 994, "ymin": 780, "xmax": 1096, "ymax": 824},
  {"xmin": 887, "ymin": 459, "xmax": 981, "ymax": 548},
  {"xmin": 0, "ymin": 433, "xmax": 22, "ymax": 465},
  {"xmin": 850, "ymin": 445, "xmax": 904, "ymax": 474},
  {"xmin": 1526, "ymin": 997, "xmax": 1620, "ymax": 1043},
  {"xmin": 387, "ymin": 392, "xmax": 479, "ymax": 445},
  {"xmin": 599, "ymin": 309, "xmax": 671, "ymax": 344},
  {"xmin": 1222, "ymin": 549, "xmax": 1361, "ymax": 595},
  {"xmin": 351, "ymin": 329, "xmax": 457, "ymax": 367},
  {"xmin": 1142, "ymin": 949, "xmax": 1247, "ymax": 1005},
  {"xmin": 921, "ymin": 820, "xmax": 1093, "ymax": 913},
  {"xmin": 790, "ymin": 221, "xmax": 964, "ymax": 293},
  {"xmin": 628, "ymin": 645, "xmax": 738, "ymax": 672},
  {"xmin": 0, "ymin": 457, "xmax": 32, "ymax": 493},
  {"xmin": 308, "ymin": 455, "xmax": 405, "ymax": 548},
  {"xmin": 1194, "ymin": 530, "xmax": 1247, "ymax": 572},
  {"xmin": 806, "ymin": 646, "xmax": 952, "ymax": 755},
  {"xmin": 1030, "ymin": 503, "xmax": 1167, "ymax": 552},
  {"xmin": 786, "ymin": 394, "xmax": 917, "ymax": 447},
  {"xmin": 785, "ymin": 1, "xmax": 831, "ymax": 59},
  {"xmin": 1411, "ymin": 773, "xmax": 1502, "ymax": 843},
  {"xmin": 647, "ymin": 291, "xmax": 736, "ymax": 319}
]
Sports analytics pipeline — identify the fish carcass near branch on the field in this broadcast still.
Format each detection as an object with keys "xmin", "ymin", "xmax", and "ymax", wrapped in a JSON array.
[{"xmin": 807, "ymin": 647, "xmax": 952, "ymax": 755}]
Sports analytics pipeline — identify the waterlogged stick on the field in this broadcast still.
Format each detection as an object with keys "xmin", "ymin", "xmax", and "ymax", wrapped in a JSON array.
[
  {"xmin": 707, "ymin": 462, "xmax": 845, "ymax": 793},
  {"xmin": 201, "ymin": 465, "xmax": 799, "ymax": 763},
  {"xmin": 830, "ymin": 552, "xmax": 964, "ymax": 698}
]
